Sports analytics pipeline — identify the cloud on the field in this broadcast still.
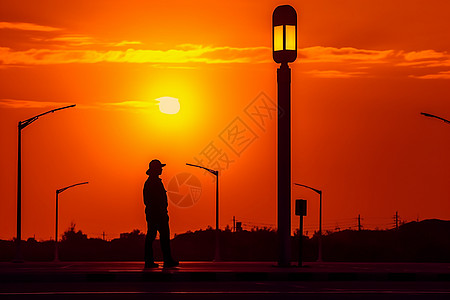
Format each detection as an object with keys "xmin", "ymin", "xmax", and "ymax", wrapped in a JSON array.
[
  {"xmin": 100, "ymin": 100, "xmax": 156, "ymax": 109},
  {"xmin": 0, "ymin": 45, "xmax": 270, "ymax": 65},
  {"xmin": 0, "ymin": 98, "xmax": 158, "ymax": 111},
  {"xmin": 38, "ymin": 35, "xmax": 143, "ymax": 47},
  {"xmin": 396, "ymin": 49, "xmax": 450, "ymax": 68},
  {"xmin": 1, "ymin": 34, "xmax": 449, "ymax": 81},
  {"xmin": 299, "ymin": 46, "xmax": 397, "ymax": 64},
  {"xmin": 304, "ymin": 70, "xmax": 367, "ymax": 78},
  {"xmin": 410, "ymin": 71, "xmax": 450, "ymax": 79},
  {"xmin": 404, "ymin": 50, "xmax": 446, "ymax": 61},
  {"xmin": 299, "ymin": 47, "xmax": 450, "ymax": 79},
  {"xmin": 114, "ymin": 41, "xmax": 143, "ymax": 47},
  {"xmin": 0, "ymin": 99, "xmax": 72, "ymax": 109},
  {"xmin": 0, "ymin": 22, "xmax": 61, "ymax": 32},
  {"xmin": 47, "ymin": 35, "xmax": 98, "ymax": 46}
]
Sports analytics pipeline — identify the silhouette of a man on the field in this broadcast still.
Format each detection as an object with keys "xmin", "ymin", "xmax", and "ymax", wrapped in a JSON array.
[{"xmin": 143, "ymin": 159, "xmax": 179, "ymax": 268}]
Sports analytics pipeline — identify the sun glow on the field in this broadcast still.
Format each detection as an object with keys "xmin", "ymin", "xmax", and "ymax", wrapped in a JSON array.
[{"xmin": 156, "ymin": 97, "xmax": 180, "ymax": 114}]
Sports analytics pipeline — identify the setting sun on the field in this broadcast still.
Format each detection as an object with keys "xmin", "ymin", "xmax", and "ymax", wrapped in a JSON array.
[{"xmin": 156, "ymin": 97, "xmax": 180, "ymax": 114}]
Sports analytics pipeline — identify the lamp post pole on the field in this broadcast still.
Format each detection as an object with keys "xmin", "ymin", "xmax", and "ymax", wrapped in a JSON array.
[
  {"xmin": 278, "ymin": 61, "xmax": 291, "ymax": 266},
  {"xmin": 186, "ymin": 163, "xmax": 220, "ymax": 261},
  {"xmin": 294, "ymin": 183, "xmax": 323, "ymax": 262},
  {"xmin": 54, "ymin": 181, "xmax": 88, "ymax": 262},
  {"xmin": 15, "ymin": 104, "xmax": 76, "ymax": 263},
  {"xmin": 273, "ymin": 5, "xmax": 297, "ymax": 267},
  {"xmin": 421, "ymin": 111, "xmax": 450, "ymax": 211}
]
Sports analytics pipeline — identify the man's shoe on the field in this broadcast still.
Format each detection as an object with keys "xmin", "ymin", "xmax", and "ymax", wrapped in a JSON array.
[
  {"xmin": 144, "ymin": 262, "xmax": 159, "ymax": 268},
  {"xmin": 163, "ymin": 260, "xmax": 179, "ymax": 268}
]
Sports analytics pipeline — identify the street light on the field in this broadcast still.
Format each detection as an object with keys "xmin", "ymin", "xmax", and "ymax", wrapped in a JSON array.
[
  {"xmin": 273, "ymin": 6, "xmax": 297, "ymax": 64},
  {"xmin": 54, "ymin": 181, "xmax": 89, "ymax": 262},
  {"xmin": 273, "ymin": 5, "xmax": 297, "ymax": 267},
  {"xmin": 15, "ymin": 104, "xmax": 76, "ymax": 262},
  {"xmin": 421, "ymin": 112, "xmax": 450, "ymax": 125},
  {"xmin": 294, "ymin": 183, "xmax": 323, "ymax": 262},
  {"xmin": 186, "ymin": 163, "xmax": 220, "ymax": 261}
]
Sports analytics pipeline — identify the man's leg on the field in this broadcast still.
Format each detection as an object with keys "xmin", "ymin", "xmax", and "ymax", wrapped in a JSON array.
[
  {"xmin": 159, "ymin": 219, "xmax": 177, "ymax": 266},
  {"xmin": 159, "ymin": 220, "xmax": 171, "ymax": 262},
  {"xmin": 145, "ymin": 220, "xmax": 158, "ymax": 266}
]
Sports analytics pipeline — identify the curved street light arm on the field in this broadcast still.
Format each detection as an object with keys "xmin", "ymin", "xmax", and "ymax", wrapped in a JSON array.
[
  {"xmin": 57, "ymin": 181, "xmax": 89, "ymax": 194},
  {"xmin": 294, "ymin": 183, "xmax": 322, "ymax": 195},
  {"xmin": 421, "ymin": 112, "xmax": 450, "ymax": 125},
  {"xmin": 19, "ymin": 104, "xmax": 76, "ymax": 129},
  {"xmin": 186, "ymin": 163, "xmax": 218, "ymax": 176}
]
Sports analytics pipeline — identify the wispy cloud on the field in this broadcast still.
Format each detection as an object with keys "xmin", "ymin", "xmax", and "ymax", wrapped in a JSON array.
[
  {"xmin": 304, "ymin": 70, "xmax": 367, "ymax": 78},
  {"xmin": 299, "ymin": 46, "xmax": 397, "ymax": 64},
  {"xmin": 0, "ymin": 99, "xmax": 72, "ymax": 109},
  {"xmin": 396, "ymin": 49, "xmax": 450, "ymax": 68},
  {"xmin": 114, "ymin": 41, "xmax": 143, "ymax": 47},
  {"xmin": 46, "ymin": 35, "xmax": 98, "ymax": 46},
  {"xmin": 0, "ymin": 22, "xmax": 61, "ymax": 32},
  {"xmin": 0, "ymin": 45, "xmax": 270, "ymax": 65},
  {"xmin": 404, "ymin": 50, "xmax": 446, "ymax": 61},
  {"xmin": 410, "ymin": 71, "xmax": 450, "ymax": 79},
  {"xmin": 1, "ymin": 24, "xmax": 450, "ymax": 80},
  {"xmin": 100, "ymin": 100, "xmax": 156, "ymax": 109},
  {"xmin": 37, "ymin": 34, "xmax": 143, "ymax": 47},
  {"xmin": 0, "ymin": 98, "xmax": 159, "ymax": 111},
  {"xmin": 300, "ymin": 46, "xmax": 450, "ymax": 79}
]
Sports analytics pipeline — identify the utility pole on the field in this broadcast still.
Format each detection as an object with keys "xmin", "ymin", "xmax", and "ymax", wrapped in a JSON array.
[
  {"xmin": 294, "ymin": 183, "xmax": 323, "ymax": 262},
  {"xmin": 15, "ymin": 104, "xmax": 76, "ymax": 263},
  {"xmin": 233, "ymin": 216, "xmax": 236, "ymax": 233},
  {"xmin": 394, "ymin": 211, "xmax": 399, "ymax": 230},
  {"xmin": 54, "ymin": 181, "xmax": 88, "ymax": 262},
  {"xmin": 102, "ymin": 232, "xmax": 106, "ymax": 241},
  {"xmin": 357, "ymin": 214, "xmax": 362, "ymax": 231},
  {"xmin": 186, "ymin": 163, "xmax": 220, "ymax": 261}
]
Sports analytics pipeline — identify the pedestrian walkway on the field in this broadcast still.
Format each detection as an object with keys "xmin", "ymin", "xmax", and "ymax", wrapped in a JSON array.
[{"xmin": 1, "ymin": 261, "xmax": 449, "ymax": 283}]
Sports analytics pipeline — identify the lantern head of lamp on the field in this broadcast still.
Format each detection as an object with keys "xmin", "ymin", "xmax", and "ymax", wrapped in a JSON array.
[{"xmin": 273, "ymin": 5, "xmax": 297, "ymax": 64}]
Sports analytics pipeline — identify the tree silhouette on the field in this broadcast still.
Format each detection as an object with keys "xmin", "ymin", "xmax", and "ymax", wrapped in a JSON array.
[{"xmin": 62, "ymin": 223, "xmax": 87, "ymax": 242}]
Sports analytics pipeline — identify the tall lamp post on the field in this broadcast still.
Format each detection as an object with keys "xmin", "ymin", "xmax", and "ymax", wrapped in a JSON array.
[
  {"xmin": 15, "ymin": 104, "xmax": 76, "ymax": 262},
  {"xmin": 186, "ymin": 163, "xmax": 220, "ymax": 261},
  {"xmin": 273, "ymin": 5, "xmax": 297, "ymax": 267},
  {"xmin": 54, "ymin": 181, "xmax": 89, "ymax": 262},
  {"xmin": 294, "ymin": 183, "xmax": 323, "ymax": 262}
]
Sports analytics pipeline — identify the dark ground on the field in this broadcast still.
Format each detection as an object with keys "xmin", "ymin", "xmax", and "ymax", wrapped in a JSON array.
[{"xmin": 0, "ymin": 262, "xmax": 449, "ymax": 299}]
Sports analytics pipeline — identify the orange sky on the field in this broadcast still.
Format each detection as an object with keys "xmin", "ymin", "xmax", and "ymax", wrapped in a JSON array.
[{"xmin": 1, "ymin": 0, "xmax": 450, "ymax": 241}]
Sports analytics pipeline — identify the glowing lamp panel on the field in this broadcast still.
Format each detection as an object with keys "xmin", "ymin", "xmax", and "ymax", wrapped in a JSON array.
[
  {"xmin": 285, "ymin": 25, "xmax": 296, "ymax": 50},
  {"xmin": 274, "ymin": 25, "xmax": 284, "ymax": 51}
]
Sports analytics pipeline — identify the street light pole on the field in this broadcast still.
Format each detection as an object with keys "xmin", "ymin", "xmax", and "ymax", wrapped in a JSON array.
[
  {"xmin": 54, "ymin": 181, "xmax": 88, "ymax": 262},
  {"xmin": 14, "ymin": 104, "xmax": 76, "ymax": 262},
  {"xmin": 273, "ymin": 5, "xmax": 297, "ymax": 267},
  {"xmin": 294, "ymin": 183, "xmax": 323, "ymax": 262},
  {"xmin": 278, "ymin": 61, "xmax": 292, "ymax": 267},
  {"xmin": 186, "ymin": 163, "xmax": 220, "ymax": 261}
]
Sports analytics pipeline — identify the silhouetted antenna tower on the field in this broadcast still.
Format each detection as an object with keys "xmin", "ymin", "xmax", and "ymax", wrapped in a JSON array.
[
  {"xmin": 233, "ymin": 216, "xmax": 236, "ymax": 232},
  {"xmin": 357, "ymin": 214, "xmax": 363, "ymax": 231},
  {"xmin": 394, "ymin": 211, "xmax": 399, "ymax": 230},
  {"xmin": 102, "ymin": 231, "xmax": 106, "ymax": 241}
]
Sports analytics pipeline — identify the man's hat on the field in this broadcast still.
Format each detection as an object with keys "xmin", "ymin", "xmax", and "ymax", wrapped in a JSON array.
[{"xmin": 146, "ymin": 159, "xmax": 166, "ymax": 175}]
